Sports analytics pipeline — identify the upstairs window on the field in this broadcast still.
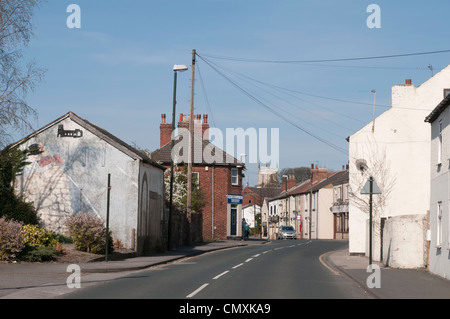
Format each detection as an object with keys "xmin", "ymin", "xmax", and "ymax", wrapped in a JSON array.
[{"xmin": 231, "ymin": 168, "xmax": 239, "ymax": 185}]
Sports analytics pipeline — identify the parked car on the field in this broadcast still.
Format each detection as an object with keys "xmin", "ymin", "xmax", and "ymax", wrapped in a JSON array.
[{"xmin": 277, "ymin": 225, "xmax": 296, "ymax": 240}]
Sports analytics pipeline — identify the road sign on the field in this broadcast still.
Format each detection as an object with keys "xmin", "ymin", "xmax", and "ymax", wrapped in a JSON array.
[{"xmin": 361, "ymin": 178, "xmax": 382, "ymax": 194}]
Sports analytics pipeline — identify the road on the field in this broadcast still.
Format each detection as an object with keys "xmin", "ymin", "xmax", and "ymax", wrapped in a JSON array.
[{"xmin": 63, "ymin": 239, "xmax": 369, "ymax": 299}]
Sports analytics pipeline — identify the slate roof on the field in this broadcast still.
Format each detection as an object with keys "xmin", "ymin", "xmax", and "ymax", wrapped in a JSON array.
[
  {"xmin": 269, "ymin": 170, "xmax": 349, "ymax": 201},
  {"xmin": 151, "ymin": 132, "xmax": 244, "ymax": 167},
  {"xmin": 425, "ymin": 93, "xmax": 450, "ymax": 123}
]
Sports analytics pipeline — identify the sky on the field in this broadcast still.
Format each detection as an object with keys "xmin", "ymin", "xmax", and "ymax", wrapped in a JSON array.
[{"xmin": 17, "ymin": 0, "xmax": 450, "ymax": 186}]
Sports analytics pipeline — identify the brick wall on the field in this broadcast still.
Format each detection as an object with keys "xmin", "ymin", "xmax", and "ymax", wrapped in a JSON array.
[{"xmin": 196, "ymin": 165, "xmax": 243, "ymax": 240}]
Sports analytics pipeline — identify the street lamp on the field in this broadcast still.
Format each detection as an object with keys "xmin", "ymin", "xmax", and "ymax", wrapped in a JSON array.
[
  {"xmin": 168, "ymin": 64, "xmax": 188, "ymax": 250},
  {"xmin": 283, "ymin": 175, "xmax": 288, "ymax": 225}
]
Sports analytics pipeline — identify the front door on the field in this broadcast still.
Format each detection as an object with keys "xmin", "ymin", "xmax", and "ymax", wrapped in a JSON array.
[{"xmin": 230, "ymin": 205, "xmax": 237, "ymax": 236}]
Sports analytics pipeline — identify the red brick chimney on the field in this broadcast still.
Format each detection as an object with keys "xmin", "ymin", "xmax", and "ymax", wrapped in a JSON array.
[
  {"xmin": 178, "ymin": 113, "xmax": 189, "ymax": 130},
  {"xmin": 161, "ymin": 113, "xmax": 210, "ymax": 147},
  {"xmin": 160, "ymin": 114, "xmax": 172, "ymax": 147},
  {"xmin": 311, "ymin": 164, "xmax": 328, "ymax": 183},
  {"xmin": 282, "ymin": 174, "xmax": 296, "ymax": 192}
]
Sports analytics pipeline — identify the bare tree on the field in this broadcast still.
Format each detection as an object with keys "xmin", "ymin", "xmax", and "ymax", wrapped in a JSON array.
[
  {"xmin": 278, "ymin": 166, "xmax": 311, "ymax": 185},
  {"xmin": 349, "ymin": 142, "xmax": 396, "ymax": 255},
  {"xmin": 0, "ymin": 0, "xmax": 45, "ymax": 147}
]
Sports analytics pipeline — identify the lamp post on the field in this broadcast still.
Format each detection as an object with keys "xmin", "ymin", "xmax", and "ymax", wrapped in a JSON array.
[
  {"xmin": 282, "ymin": 175, "xmax": 288, "ymax": 225},
  {"xmin": 257, "ymin": 185, "xmax": 262, "ymax": 238},
  {"xmin": 168, "ymin": 64, "xmax": 188, "ymax": 250}
]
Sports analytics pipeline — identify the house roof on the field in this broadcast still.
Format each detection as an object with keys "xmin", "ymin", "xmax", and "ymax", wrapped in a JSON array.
[
  {"xmin": 268, "ymin": 170, "xmax": 349, "ymax": 201},
  {"xmin": 151, "ymin": 131, "xmax": 244, "ymax": 167},
  {"xmin": 245, "ymin": 186, "xmax": 282, "ymax": 199},
  {"xmin": 425, "ymin": 93, "xmax": 450, "ymax": 123},
  {"xmin": 13, "ymin": 111, "xmax": 165, "ymax": 170}
]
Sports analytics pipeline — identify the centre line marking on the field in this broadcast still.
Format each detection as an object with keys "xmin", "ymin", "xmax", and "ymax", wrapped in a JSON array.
[
  {"xmin": 245, "ymin": 258, "xmax": 253, "ymax": 262},
  {"xmin": 232, "ymin": 263, "xmax": 244, "ymax": 269},
  {"xmin": 213, "ymin": 270, "xmax": 229, "ymax": 280},
  {"xmin": 252, "ymin": 254, "xmax": 261, "ymax": 258},
  {"xmin": 186, "ymin": 283, "xmax": 209, "ymax": 298}
]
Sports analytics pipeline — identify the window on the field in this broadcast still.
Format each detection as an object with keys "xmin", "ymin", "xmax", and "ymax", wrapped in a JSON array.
[
  {"xmin": 231, "ymin": 168, "xmax": 239, "ymax": 185},
  {"xmin": 438, "ymin": 120, "xmax": 443, "ymax": 165},
  {"xmin": 437, "ymin": 202, "xmax": 443, "ymax": 248},
  {"xmin": 312, "ymin": 193, "xmax": 316, "ymax": 211},
  {"xmin": 444, "ymin": 89, "xmax": 450, "ymax": 98},
  {"xmin": 192, "ymin": 172, "xmax": 200, "ymax": 189}
]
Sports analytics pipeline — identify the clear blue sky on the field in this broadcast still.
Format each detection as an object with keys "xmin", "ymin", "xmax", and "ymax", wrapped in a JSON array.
[{"xmin": 21, "ymin": 0, "xmax": 450, "ymax": 185}]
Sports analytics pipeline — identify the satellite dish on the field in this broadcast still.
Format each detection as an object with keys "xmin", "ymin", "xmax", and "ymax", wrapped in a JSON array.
[{"xmin": 355, "ymin": 159, "xmax": 368, "ymax": 173}]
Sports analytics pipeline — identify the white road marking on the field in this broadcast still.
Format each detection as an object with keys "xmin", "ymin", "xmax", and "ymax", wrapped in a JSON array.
[
  {"xmin": 186, "ymin": 283, "xmax": 209, "ymax": 298},
  {"xmin": 232, "ymin": 263, "xmax": 244, "ymax": 269},
  {"xmin": 213, "ymin": 270, "xmax": 229, "ymax": 280}
]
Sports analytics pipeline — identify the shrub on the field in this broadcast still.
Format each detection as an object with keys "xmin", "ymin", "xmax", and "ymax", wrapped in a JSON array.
[
  {"xmin": 0, "ymin": 191, "xmax": 39, "ymax": 225},
  {"xmin": 18, "ymin": 246, "xmax": 58, "ymax": 262},
  {"xmin": 66, "ymin": 213, "xmax": 113, "ymax": 254},
  {"xmin": 0, "ymin": 145, "xmax": 39, "ymax": 225},
  {"xmin": 21, "ymin": 224, "xmax": 58, "ymax": 248},
  {"xmin": 0, "ymin": 216, "xmax": 25, "ymax": 261}
]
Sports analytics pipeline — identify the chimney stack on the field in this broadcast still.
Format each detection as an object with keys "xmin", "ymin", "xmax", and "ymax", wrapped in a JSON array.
[
  {"xmin": 311, "ymin": 164, "xmax": 328, "ymax": 183},
  {"xmin": 160, "ymin": 113, "xmax": 211, "ymax": 148},
  {"xmin": 160, "ymin": 114, "xmax": 172, "ymax": 147},
  {"xmin": 282, "ymin": 174, "xmax": 296, "ymax": 192}
]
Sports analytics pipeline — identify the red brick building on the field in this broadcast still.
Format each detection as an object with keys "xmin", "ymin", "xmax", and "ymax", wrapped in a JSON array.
[{"xmin": 152, "ymin": 113, "xmax": 245, "ymax": 240}]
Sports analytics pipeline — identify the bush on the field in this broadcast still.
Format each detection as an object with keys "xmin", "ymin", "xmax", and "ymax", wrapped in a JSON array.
[
  {"xmin": 21, "ymin": 224, "xmax": 58, "ymax": 248},
  {"xmin": 18, "ymin": 246, "xmax": 58, "ymax": 262},
  {"xmin": 66, "ymin": 213, "xmax": 113, "ymax": 254},
  {"xmin": 0, "ymin": 191, "xmax": 39, "ymax": 225},
  {"xmin": 0, "ymin": 216, "xmax": 25, "ymax": 261}
]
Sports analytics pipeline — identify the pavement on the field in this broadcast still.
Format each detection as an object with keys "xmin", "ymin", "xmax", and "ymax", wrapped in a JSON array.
[
  {"xmin": 0, "ymin": 238, "xmax": 449, "ymax": 299},
  {"xmin": 322, "ymin": 248, "xmax": 450, "ymax": 299}
]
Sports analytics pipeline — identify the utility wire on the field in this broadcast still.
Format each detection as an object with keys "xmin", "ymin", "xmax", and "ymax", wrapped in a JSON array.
[
  {"xmin": 196, "ymin": 54, "xmax": 348, "ymax": 155},
  {"xmin": 201, "ymin": 55, "xmax": 360, "ymax": 131},
  {"xmin": 196, "ymin": 61, "xmax": 217, "ymax": 129},
  {"xmin": 200, "ymin": 49, "xmax": 450, "ymax": 64}
]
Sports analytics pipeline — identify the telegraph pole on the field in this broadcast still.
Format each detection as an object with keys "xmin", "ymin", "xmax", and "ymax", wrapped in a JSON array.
[{"xmin": 187, "ymin": 49, "xmax": 196, "ymax": 221}]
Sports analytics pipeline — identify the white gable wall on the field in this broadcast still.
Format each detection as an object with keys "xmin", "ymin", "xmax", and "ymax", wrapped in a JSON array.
[
  {"xmin": 16, "ymin": 117, "xmax": 143, "ymax": 250},
  {"xmin": 349, "ymin": 66, "xmax": 450, "ymax": 266}
]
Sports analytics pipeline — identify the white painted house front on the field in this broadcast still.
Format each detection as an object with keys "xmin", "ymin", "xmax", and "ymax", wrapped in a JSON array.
[
  {"xmin": 14, "ymin": 112, "xmax": 166, "ymax": 255},
  {"xmin": 348, "ymin": 66, "xmax": 450, "ymax": 268},
  {"xmin": 425, "ymin": 93, "xmax": 450, "ymax": 279}
]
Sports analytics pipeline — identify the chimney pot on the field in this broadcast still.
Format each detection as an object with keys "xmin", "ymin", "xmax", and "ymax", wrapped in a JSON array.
[
  {"xmin": 405, "ymin": 79, "xmax": 412, "ymax": 85},
  {"xmin": 161, "ymin": 114, "xmax": 166, "ymax": 124},
  {"xmin": 203, "ymin": 114, "xmax": 208, "ymax": 124}
]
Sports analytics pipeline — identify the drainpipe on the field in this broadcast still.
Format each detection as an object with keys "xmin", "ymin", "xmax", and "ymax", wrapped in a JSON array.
[{"xmin": 212, "ymin": 165, "xmax": 215, "ymax": 239}]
